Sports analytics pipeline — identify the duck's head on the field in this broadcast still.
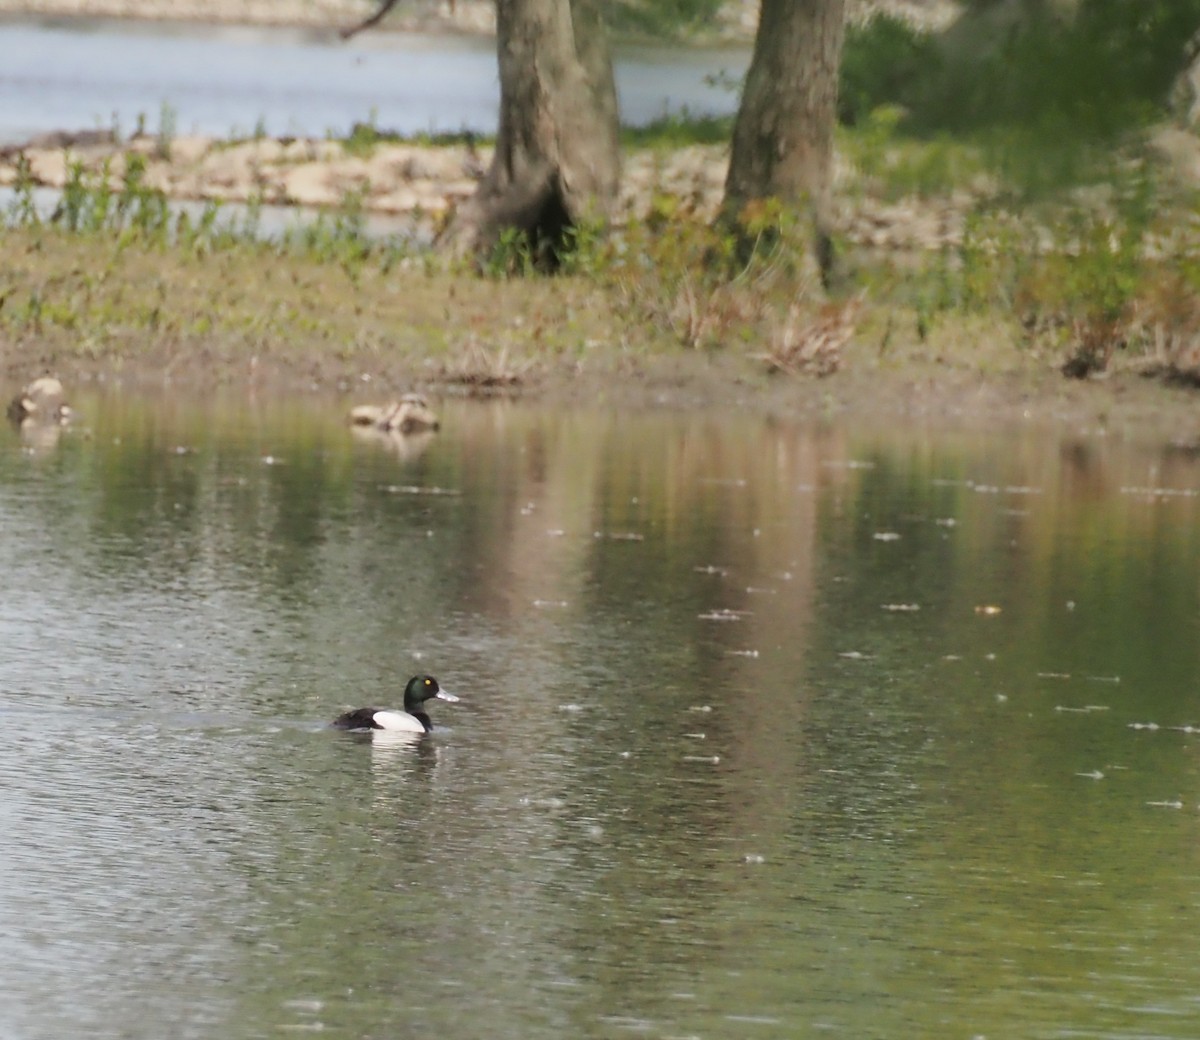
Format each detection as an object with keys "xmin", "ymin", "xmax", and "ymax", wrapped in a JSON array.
[{"xmin": 402, "ymin": 674, "xmax": 459, "ymax": 713}]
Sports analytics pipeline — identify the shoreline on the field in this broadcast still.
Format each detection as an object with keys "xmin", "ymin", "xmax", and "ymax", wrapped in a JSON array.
[
  {"xmin": 3, "ymin": 2, "xmax": 1197, "ymax": 435},
  {"xmin": 13, "ymin": 324, "xmax": 1200, "ymax": 443},
  {"xmin": 0, "ymin": 0, "xmax": 959, "ymax": 39},
  {"xmin": 0, "ymin": 0, "xmax": 500, "ymax": 35},
  {"xmin": 3, "ymin": 226, "xmax": 1198, "ymax": 442},
  {"xmin": 0, "ymin": 131, "xmax": 974, "ymax": 255}
]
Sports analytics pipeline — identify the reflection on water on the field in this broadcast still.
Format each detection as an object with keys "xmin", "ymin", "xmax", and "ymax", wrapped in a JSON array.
[{"xmin": 3, "ymin": 392, "xmax": 1200, "ymax": 1038}]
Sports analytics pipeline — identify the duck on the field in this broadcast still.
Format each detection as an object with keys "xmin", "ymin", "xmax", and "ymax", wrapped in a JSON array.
[
  {"xmin": 7, "ymin": 375, "xmax": 71, "ymax": 427},
  {"xmin": 349, "ymin": 394, "xmax": 440, "ymax": 434},
  {"xmin": 331, "ymin": 674, "xmax": 459, "ymax": 733}
]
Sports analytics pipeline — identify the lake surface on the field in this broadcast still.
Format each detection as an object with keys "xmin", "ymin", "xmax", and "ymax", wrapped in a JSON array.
[
  {"xmin": 3, "ymin": 392, "xmax": 1200, "ymax": 1039},
  {"xmin": 0, "ymin": 19, "xmax": 748, "ymax": 144}
]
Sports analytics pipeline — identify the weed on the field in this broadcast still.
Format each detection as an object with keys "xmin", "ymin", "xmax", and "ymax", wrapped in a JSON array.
[
  {"xmin": 8, "ymin": 154, "xmax": 41, "ymax": 227},
  {"xmin": 439, "ymin": 338, "xmax": 533, "ymax": 390},
  {"xmin": 557, "ymin": 218, "xmax": 608, "ymax": 277},
  {"xmin": 621, "ymin": 110, "xmax": 734, "ymax": 150},
  {"xmin": 757, "ymin": 296, "xmax": 860, "ymax": 376},
  {"xmin": 482, "ymin": 227, "xmax": 536, "ymax": 279},
  {"xmin": 157, "ymin": 102, "xmax": 177, "ymax": 161}
]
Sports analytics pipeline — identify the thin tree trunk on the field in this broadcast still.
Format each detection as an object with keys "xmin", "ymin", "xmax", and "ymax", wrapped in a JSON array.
[
  {"xmin": 721, "ymin": 0, "xmax": 846, "ymax": 280},
  {"xmin": 442, "ymin": 0, "xmax": 620, "ymax": 262}
]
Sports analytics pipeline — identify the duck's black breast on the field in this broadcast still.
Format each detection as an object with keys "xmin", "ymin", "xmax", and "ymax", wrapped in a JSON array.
[{"xmin": 331, "ymin": 707, "xmax": 383, "ymax": 730}]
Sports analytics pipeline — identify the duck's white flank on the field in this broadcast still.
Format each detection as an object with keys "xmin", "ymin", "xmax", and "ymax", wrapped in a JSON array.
[{"xmin": 372, "ymin": 710, "xmax": 429, "ymax": 733}]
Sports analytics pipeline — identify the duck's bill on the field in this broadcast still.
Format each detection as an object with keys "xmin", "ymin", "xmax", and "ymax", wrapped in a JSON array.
[{"xmin": 436, "ymin": 690, "xmax": 460, "ymax": 702}]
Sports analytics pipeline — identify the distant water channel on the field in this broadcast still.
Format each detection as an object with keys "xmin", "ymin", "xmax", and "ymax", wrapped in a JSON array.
[
  {"xmin": 3, "ymin": 392, "xmax": 1200, "ymax": 1038},
  {"xmin": 0, "ymin": 19, "xmax": 748, "ymax": 144}
]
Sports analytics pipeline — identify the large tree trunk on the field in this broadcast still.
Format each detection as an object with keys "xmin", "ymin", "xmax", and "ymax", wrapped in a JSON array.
[
  {"xmin": 442, "ymin": 0, "xmax": 621, "ymax": 263},
  {"xmin": 721, "ymin": 0, "xmax": 846, "ymax": 280}
]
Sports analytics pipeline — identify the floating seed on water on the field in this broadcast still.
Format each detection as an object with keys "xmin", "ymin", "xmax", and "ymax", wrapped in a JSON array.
[
  {"xmin": 881, "ymin": 603, "xmax": 920, "ymax": 612},
  {"xmin": 1147, "ymin": 799, "xmax": 1184, "ymax": 809},
  {"xmin": 1076, "ymin": 770, "xmax": 1105, "ymax": 780},
  {"xmin": 699, "ymin": 609, "xmax": 750, "ymax": 621},
  {"xmin": 974, "ymin": 605, "xmax": 1002, "ymax": 615},
  {"xmin": 1128, "ymin": 722, "xmax": 1160, "ymax": 731},
  {"xmin": 839, "ymin": 651, "xmax": 872, "ymax": 659},
  {"xmin": 873, "ymin": 532, "xmax": 901, "ymax": 542},
  {"xmin": 1120, "ymin": 485, "xmax": 1199, "ymax": 498},
  {"xmin": 384, "ymin": 484, "xmax": 461, "ymax": 496}
]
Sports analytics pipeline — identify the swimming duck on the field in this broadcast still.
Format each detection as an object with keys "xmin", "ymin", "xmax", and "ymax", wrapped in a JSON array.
[
  {"xmin": 8, "ymin": 375, "xmax": 71, "ymax": 426},
  {"xmin": 331, "ymin": 674, "xmax": 459, "ymax": 733},
  {"xmin": 349, "ymin": 394, "xmax": 440, "ymax": 434}
]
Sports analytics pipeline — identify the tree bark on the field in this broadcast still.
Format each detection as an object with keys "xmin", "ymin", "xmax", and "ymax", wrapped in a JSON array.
[
  {"xmin": 721, "ymin": 0, "xmax": 846, "ymax": 280},
  {"xmin": 441, "ymin": 0, "xmax": 621, "ymax": 263}
]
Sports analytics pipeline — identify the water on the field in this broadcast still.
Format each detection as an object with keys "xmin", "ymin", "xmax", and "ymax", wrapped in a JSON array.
[
  {"xmin": 0, "ymin": 19, "xmax": 748, "ymax": 144},
  {"xmin": 3, "ymin": 393, "xmax": 1200, "ymax": 1039}
]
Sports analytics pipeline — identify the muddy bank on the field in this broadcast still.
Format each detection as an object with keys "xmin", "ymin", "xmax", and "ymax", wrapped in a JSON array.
[
  {"xmin": 10, "ymin": 321, "xmax": 1200, "ymax": 442},
  {"xmin": 2, "ymin": 226, "xmax": 1197, "ymax": 442}
]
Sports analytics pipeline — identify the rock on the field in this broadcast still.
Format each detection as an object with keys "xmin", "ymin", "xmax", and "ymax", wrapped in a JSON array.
[
  {"xmin": 281, "ymin": 163, "xmax": 343, "ymax": 207},
  {"xmin": 167, "ymin": 134, "xmax": 214, "ymax": 165},
  {"xmin": 21, "ymin": 128, "xmax": 118, "ymax": 152},
  {"xmin": 26, "ymin": 149, "xmax": 69, "ymax": 187}
]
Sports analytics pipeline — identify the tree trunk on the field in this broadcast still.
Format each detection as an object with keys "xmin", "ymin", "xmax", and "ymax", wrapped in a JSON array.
[
  {"xmin": 442, "ymin": 0, "xmax": 621, "ymax": 263},
  {"xmin": 721, "ymin": 0, "xmax": 846, "ymax": 281}
]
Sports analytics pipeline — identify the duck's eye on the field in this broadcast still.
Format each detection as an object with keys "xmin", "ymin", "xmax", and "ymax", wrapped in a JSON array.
[{"xmin": 424, "ymin": 678, "xmax": 432, "ymax": 687}]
